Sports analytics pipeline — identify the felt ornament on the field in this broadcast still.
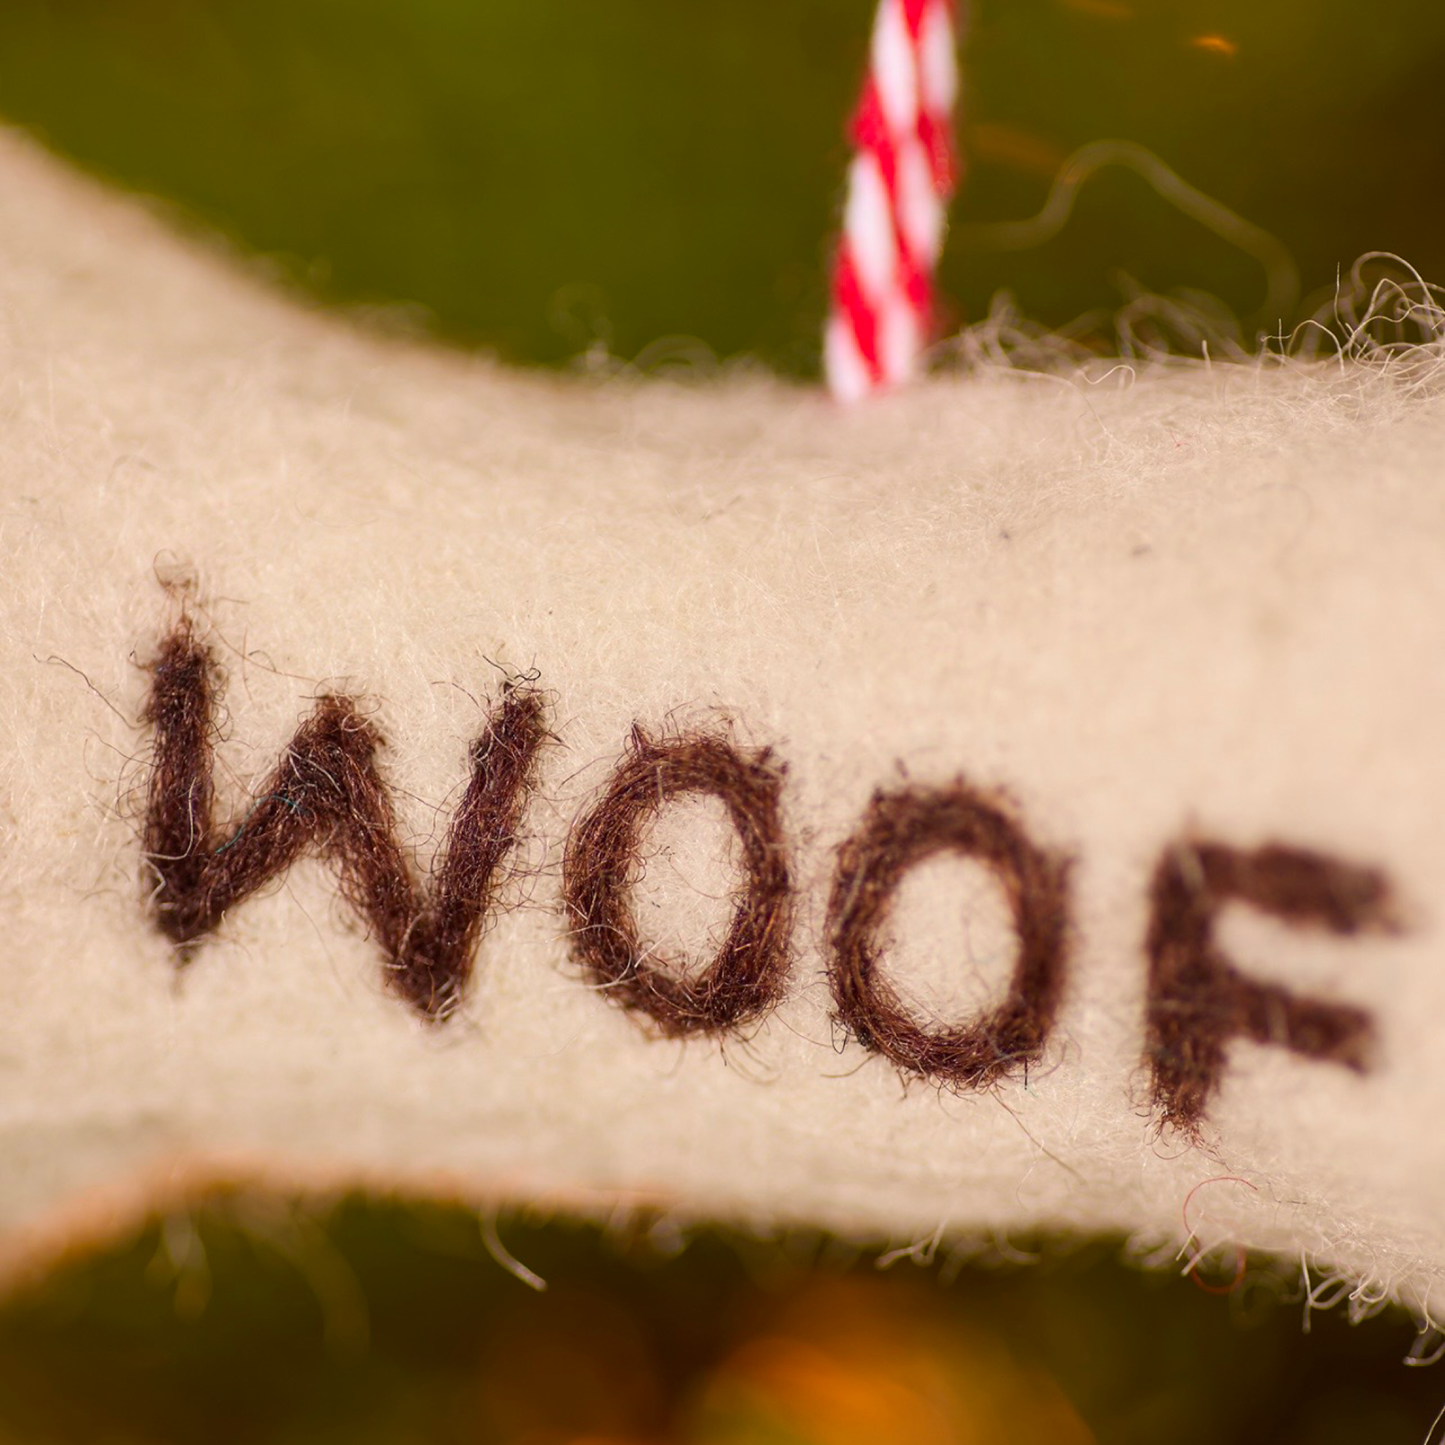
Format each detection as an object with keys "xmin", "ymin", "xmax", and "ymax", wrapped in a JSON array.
[{"xmin": 1, "ymin": 22, "xmax": 1443, "ymax": 1351}]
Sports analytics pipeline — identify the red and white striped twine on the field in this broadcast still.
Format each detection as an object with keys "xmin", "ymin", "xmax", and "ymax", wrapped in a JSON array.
[{"xmin": 825, "ymin": 0, "xmax": 960, "ymax": 402}]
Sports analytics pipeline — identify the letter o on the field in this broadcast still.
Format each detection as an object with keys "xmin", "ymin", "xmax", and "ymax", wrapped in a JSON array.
[
  {"xmin": 827, "ymin": 781, "xmax": 1070, "ymax": 1088},
  {"xmin": 563, "ymin": 728, "xmax": 793, "ymax": 1036}
]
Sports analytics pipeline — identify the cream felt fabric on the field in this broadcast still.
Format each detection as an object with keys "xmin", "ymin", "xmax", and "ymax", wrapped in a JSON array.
[{"xmin": 2, "ymin": 128, "xmax": 1444, "ymax": 1324}]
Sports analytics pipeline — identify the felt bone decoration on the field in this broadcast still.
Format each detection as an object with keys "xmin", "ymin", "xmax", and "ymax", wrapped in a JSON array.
[{"xmin": 2, "ymin": 17, "xmax": 1445, "ymax": 1343}]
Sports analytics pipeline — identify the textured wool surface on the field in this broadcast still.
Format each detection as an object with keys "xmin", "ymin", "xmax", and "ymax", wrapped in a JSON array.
[{"xmin": 2, "ymin": 128, "xmax": 1445, "ymax": 1322}]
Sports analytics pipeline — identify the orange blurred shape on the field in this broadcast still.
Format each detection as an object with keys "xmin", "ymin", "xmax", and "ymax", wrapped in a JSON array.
[
  {"xmin": 1190, "ymin": 33, "xmax": 1239, "ymax": 56},
  {"xmin": 694, "ymin": 1281, "xmax": 1095, "ymax": 1445},
  {"xmin": 706, "ymin": 1336, "xmax": 955, "ymax": 1445}
]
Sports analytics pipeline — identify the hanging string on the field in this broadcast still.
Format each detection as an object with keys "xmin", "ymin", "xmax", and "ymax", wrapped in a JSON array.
[{"xmin": 825, "ymin": 0, "xmax": 960, "ymax": 401}]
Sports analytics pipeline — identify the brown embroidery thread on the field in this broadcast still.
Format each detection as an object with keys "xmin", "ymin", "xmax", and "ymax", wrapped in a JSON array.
[
  {"xmin": 1145, "ymin": 840, "xmax": 1397, "ymax": 1134},
  {"xmin": 141, "ymin": 621, "xmax": 547, "ymax": 1020},
  {"xmin": 561, "ymin": 726, "xmax": 793, "ymax": 1037},
  {"xmin": 827, "ymin": 782, "xmax": 1071, "ymax": 1089}
]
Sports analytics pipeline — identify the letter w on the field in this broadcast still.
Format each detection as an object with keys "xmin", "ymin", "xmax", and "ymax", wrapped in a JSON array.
[{"xmin": 141, "ymin": 622, "xmax": 547, "ymax": 1020}]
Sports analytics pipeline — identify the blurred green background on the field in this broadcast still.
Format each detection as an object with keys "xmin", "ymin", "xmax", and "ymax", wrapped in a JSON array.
[
  {"xmin": 2, "ymin": 1199, "xmax": 1442, "ymax": 1445},
  {"xmin": 3, "ymin": 4, "xmax": 1444, "ymax": 1439},
  {"xmin": 3, "ymin": 0, "xmax": 1443, "ymax": 372}
]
